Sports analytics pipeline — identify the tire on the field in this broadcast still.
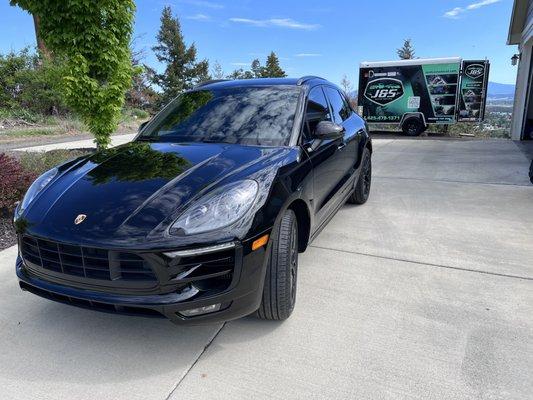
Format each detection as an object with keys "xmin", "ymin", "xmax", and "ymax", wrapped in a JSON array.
[
  {"xmin": 402, "ymin": 118, "xmax": 425, "ymax": 136},
  {"xmin": 256, "ymin": 209, "xmax": 298, "ymax": 321},
  {"xmin": 348, "ymin": 148, "xmax": 371, "ymax": 205}
]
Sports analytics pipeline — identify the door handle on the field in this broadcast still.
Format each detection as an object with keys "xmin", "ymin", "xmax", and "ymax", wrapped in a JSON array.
[{"xmin": 337, "ymin": 142, "xmax": 346, "ymax": 150}]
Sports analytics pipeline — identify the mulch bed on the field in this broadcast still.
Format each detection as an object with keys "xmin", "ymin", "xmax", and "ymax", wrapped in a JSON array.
[{"xmin": 0, "ymin": 216, "xmax": 16, "ymax": 250}]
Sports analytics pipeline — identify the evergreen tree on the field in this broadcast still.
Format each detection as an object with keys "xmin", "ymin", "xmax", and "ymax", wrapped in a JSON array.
[
  {"xmin": 397, "ymin": 39, "xmax": 415, "ymax": 60},
  {"xmin": 262, "ymin": 51, "xmax": 286, "ymax": 77},
  {"xmin": 150, "ymin": 6, "xmax": 209, "ymax": 103}
]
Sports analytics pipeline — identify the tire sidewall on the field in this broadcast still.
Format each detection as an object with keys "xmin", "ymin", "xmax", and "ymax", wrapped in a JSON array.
[{"xmin": 403, "ymin": 118, "xmax": 423, "ymax": 136}]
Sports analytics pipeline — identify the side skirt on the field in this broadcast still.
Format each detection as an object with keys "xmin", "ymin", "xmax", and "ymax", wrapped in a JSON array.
[{"xmin": 308, "ymin": 171, "xmax": 359, "ymax": 245}]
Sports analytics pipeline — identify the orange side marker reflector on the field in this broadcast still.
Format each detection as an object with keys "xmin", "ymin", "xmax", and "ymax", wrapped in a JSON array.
[{"xmin": 252, "ymin": 234, "xmax": 269, "ymax": 251}]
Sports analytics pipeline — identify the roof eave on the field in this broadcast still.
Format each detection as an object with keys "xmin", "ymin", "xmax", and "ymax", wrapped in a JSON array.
[{"xmin": 508, "ymin": 0, "xmax": 528, "ymax": 45}]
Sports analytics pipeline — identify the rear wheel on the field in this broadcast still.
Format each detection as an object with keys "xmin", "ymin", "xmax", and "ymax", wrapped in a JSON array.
[
  {"xmin": 348, "ymin": 148, "xmax": 371, "ymax": 205},
  {"xmin": 402, "ymin": 118, "xmax": 425, "ymax": 136},
  {"xmin": 257, "ymin": 209, "xmax": 298, "ymax": 321}
]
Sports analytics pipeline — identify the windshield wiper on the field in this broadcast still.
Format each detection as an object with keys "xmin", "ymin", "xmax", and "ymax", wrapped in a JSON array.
[
  {"xmin": 200, "ymin": 138, "xmax": 224, "ymax": 143},
  {"xmin": 136, "ymin": 136, "xmax": 160, "ymax": 142}
]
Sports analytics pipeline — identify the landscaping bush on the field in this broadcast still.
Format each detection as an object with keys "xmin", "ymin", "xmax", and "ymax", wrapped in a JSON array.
[
  {"xmin": 0, "ymin": 48, "xmax": 67, "ymax": 116},
  {"xmin": 129, "ymin": 108, "xmax": 150, "ymax": 119},
  {"xmin": 0, "ymin": 153, "xmax": 36, "ymax": 215}
]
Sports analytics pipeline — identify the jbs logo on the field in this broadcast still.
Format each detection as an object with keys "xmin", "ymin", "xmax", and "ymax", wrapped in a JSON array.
[
  {"xmin": 465, "ymin": 64, "xmax": 484, "ymax": 80},
  {"xmin": 364, "ymin": 78, "xmax": 404, "ymax": 105}
]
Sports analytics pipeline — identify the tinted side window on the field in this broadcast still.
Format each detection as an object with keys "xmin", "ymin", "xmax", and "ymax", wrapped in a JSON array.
[
  {"xmin": 303, "ymin": 86, "xmax": 331, "ymax": 141},
  {"xmin": 325, "ymin": 87, "xmax": 351, "ymax": 123},
  {"xmin": 339, "ymin": 91, "xmax": 353, "ymax": 119}
]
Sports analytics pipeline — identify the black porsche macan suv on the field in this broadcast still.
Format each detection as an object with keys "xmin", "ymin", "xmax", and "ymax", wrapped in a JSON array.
[{"xmin": 15, "ymin": 77, "xmax": 372, "ymax": 324}]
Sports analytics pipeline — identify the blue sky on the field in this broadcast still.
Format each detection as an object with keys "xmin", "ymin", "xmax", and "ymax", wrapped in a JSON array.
[{"xmin": 0, "ymin": 0, "xmax": 517, "ymax": 86}]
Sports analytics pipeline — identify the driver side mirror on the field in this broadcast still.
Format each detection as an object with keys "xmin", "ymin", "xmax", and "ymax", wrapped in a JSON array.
[
  {"xmin": 307, "ymin": 121, "xmax": 345, "ymax": 152},
  {"xmin": 314, "ymin": 120, "xmax": 345, "ymax": 140}
]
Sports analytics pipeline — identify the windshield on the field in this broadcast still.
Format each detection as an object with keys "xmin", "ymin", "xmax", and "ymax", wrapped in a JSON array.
[{"xmin": 139, "ymin": 86, "xmax": 302, "ymax": 146}]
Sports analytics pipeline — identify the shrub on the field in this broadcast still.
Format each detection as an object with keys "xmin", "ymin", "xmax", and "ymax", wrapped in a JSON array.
[
  {"xmin": 0, "ymin": 48, "xmax": 67, "ymax": 116},
  {"xmin": 0, "ymin": 153, "xmax": 36, "ymax": 215},
  {"xmin": 129, "ymin": 108, "xmax": 150, "ymax": 120}
]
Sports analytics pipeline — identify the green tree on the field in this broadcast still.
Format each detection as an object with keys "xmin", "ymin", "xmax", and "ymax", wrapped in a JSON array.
[
  {"xmin": 262, "ymin": 51, "xmax": 286, "ymax": 78},
  {"xmin": 397, "ymin": 39, "xmax": 416, "ymax": 60},
  {"xmin": 0, "ymin": 48, "xmax": 66, "ymax": 115},
  {"xmin": 10, "ymin": 0, "xmax": 137, "ymax": 149},
  {"xmin": 150, "ymin": 6, "xmax": 209, "ymax": 104}
]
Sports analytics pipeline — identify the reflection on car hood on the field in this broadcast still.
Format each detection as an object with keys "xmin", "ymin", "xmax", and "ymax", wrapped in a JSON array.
[{"xmin": 20, "ymin": 141, "xmax": 294, "ymax": 247}]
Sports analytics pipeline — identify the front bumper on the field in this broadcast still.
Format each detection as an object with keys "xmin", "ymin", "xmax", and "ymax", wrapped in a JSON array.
[{"xmin": 16, "ymin": 236, "xmax": 271, "ymax": 325}]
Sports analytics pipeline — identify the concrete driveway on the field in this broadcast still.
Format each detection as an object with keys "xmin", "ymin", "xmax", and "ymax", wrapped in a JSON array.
[{"xmin": 1, "ymin": 138, "xmax": 532, "ymax": 400}]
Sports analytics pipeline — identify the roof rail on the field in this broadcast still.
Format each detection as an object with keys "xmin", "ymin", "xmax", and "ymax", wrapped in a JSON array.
[
  {"xmin": 297, "ymin": 75, "xmax": 326, "ymax": 85},
  {"xmin": 194, "ymin": 79, "xmax": 229, "ymax": 88}
]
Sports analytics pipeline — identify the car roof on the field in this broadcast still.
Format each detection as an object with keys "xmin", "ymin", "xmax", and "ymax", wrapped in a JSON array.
[{"xmin": 194, "ymin": 76, "xmax": 330, "ymax": 90}]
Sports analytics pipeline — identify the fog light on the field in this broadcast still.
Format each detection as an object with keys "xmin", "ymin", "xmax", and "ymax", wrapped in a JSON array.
[{"xmin": 180, "ymin": 303, "xmax": 221, "ymax": 317}]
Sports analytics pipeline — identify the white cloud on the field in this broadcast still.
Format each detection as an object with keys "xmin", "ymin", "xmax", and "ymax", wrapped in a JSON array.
[
  {"xmin": 295, "ymin": 53, "xmax": 322, "ymax": 57},
  {"xmin": 467, "ymin": 0, "xmax": 500, "ymax": 10},
  {"xmin": 444, "ymin": 7, "xmax": 463, "ymax": 19},
  {"xmin": 229, "ymin": 17, "xmax": 320, "ymax": 30},
  {"xmin": 443, "ymin": 0, "xmax": 500, "ymax": 18},
  {"xmin": 178, "ymin": 0, "xmax": 224, "ymax": 9},
  {"xmin": 186, "ymin": 13, "xmax": 211, "ymax": 21},
  {"xmin": 269, "ymin": 18, "xmax": 320, "ymax": 30}
]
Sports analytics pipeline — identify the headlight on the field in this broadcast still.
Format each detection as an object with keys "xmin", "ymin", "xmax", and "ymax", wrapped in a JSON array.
[
  {"xmin": 170, "ymin": 180, "xmax": 259, "ymax": 235},
  {"xmin": 18, "ymin": 167, "xmax": 58, "ymax": 215}
]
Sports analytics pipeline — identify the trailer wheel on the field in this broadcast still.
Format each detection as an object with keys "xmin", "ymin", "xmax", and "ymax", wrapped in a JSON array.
[{"xmin": 402, "ymin": 118, "xmax": 425, "ymax": 136}]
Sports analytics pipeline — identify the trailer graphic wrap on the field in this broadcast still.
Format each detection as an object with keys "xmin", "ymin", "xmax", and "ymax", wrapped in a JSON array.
[
  {"xmin": 364, "ymin": 78, "xmax": 404, "ymax": 106},
  {"xmin": 457, "ymin": 60, "xmax": 490, "ymax": 122},
  {"xmin": 421, "ymin": 62, "xmax": 460, "ymax": 123},
  {"xmin": 359, "ymin": 60, "xmax": 461, "ymax": 124}
]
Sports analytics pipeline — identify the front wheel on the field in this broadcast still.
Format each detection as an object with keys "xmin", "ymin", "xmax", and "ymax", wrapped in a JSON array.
[
  {"xmin": 348, "ymin": 148, "xmax": 371, "ymax": 205},
  {"xmin": 256, "ymin": 209, "xmax": 298, "ymax": 321}
]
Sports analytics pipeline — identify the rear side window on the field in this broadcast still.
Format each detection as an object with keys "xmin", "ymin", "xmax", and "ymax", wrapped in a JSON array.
[
  {"xmin": 303, "ymin": 86, "xmax": 331, "ymax": 141},
  {"xmin": 324, "ymin": 87, "xmax": 352, "ymax": 123}
]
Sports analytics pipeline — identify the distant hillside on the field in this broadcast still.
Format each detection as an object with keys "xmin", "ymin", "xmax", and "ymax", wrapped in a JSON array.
[{"xmin": 487, "ymin": 82, "xmax": 515, "ymax": 99}]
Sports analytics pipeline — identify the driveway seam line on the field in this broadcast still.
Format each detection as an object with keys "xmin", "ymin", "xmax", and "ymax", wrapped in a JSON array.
[
  {"xmin": 164, "ymin": 322, "xmax": 226, "ymax": 400},
  {"xmin": 373, "ymin": 175, "xmax": 533, "ymax": 188},
  {"xmin": 309, "ymin": 244, "xmax": 533, "ymax": 281}
]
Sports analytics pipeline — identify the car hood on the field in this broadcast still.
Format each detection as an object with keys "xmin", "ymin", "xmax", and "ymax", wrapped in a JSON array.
[{"xmin": 19, "ymin": 141, "xmax": 295, "ymax": 248}]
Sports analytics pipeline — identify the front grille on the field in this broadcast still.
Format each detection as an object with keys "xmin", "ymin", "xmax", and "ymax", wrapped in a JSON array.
[{"xmin": 20, "ymin": 236, "xmax": 156, "ymax": 282}]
